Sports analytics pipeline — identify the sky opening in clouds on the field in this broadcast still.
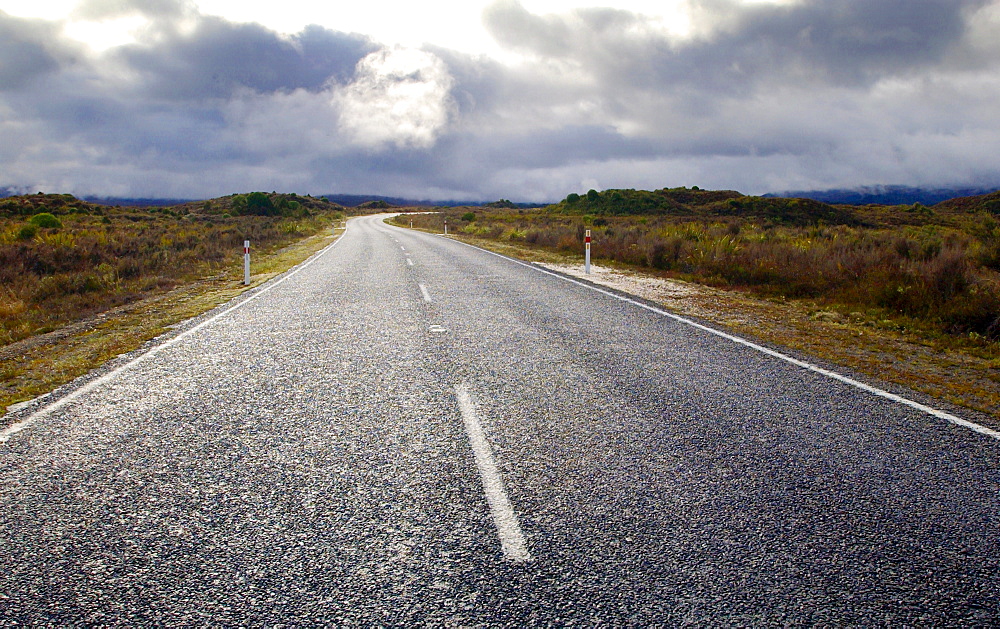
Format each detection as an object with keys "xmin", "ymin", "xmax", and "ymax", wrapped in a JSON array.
[{"xmin": 1, "ymin": 0, "xmax": 999, "ymax": 201}]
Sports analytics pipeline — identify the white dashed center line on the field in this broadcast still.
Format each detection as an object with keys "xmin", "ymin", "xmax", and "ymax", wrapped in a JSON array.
[
  {"xmin": 455, "ymin": 383, "xmax": 531, "ymax": 563},
  {"xmin": 419, "ymin": 283, "xmax": 433, "ymax": 303}
]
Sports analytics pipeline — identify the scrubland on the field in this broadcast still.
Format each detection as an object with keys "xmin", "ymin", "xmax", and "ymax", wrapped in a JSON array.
[
  {"xmin": 397, "ymin": 189, "xmax": 1000, "ymax": 344},
  {"xmin": 393, "ymin": 188, "xmax": 1000, "ymax": 418},
  {"xmin": 0, "ymin": 192, "xmax": 344, "ymax": 413},
  {"xmin": 0, "ymin": 193, "xmax": 343, "ymax": 347}
]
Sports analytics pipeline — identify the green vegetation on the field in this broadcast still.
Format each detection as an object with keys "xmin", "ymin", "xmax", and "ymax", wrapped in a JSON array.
[
  {"xmin": 29, "ymin": 213, "xmax": 62, "ymax": 228},
  {"xmin": 357, "ymin": 200, "xmax": 393, "ymax": 210},
  {"xmin": 484, "ymin": 199, "xmax": 518, "ymax": 209},
  {"xmin": 551, "ymin": 186, "xmax": 859, "ymax": 225},
  {"xmin": 394, "ymin": 189, "xmax": 1000, "ymax": 343},
  {"xmin": 220, "ymin": 191, "xmax": 327, "ymax": 217},
  {"xmin": 0, "ymin": 193, "xmax": 344, "ymax": 348}
]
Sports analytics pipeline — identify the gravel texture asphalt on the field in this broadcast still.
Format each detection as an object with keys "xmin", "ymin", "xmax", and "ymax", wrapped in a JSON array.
[{"xmin": 1, "ymin": 214, "xmax": 998, "ymax": 625}]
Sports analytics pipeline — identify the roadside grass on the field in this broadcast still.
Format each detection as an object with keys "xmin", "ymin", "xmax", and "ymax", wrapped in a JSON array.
[
  {"xmin": 1, "ymin": 196, "xmax": 344, "ymax": 418},
  {"xmin": 390, "ymin": 211, "xmax": 1000, "ymax": 422}
]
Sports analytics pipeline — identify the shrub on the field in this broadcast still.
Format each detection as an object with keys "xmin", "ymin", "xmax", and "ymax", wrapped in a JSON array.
[
  {"xmin": 29, "ymin": 213, "xmax": 62, "ymax": 229},
  {"xmin": 462, "ymin": 212, "xmax": 476, "ymax": 222},
  {"xmin": 245, "ymin": 192, "xmax": 277, "ymax": 216},
  {"xmin": 17, "ymin": 225, "xmax": 38, "ymax": 240}
]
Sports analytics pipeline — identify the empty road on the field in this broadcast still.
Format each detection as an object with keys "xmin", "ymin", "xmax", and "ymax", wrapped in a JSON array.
[{"xmin": 2, "ymin": 214, "xmax": 998, "ymax": 624}]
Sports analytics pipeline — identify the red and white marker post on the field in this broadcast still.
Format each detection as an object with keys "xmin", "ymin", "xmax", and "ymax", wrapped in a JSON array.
[
  {"xmin": 243, "ymin": 240, "xmax": 250, "ymax": 285},
  {"xmin": 585, "ymin": 229, "xmax": 591, "ymax": 275}
]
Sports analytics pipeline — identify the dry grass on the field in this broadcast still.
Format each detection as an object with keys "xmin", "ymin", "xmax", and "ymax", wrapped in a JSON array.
[{"xmin": 0, "ymin": 196, "xmax": 343, "ymax": 348}]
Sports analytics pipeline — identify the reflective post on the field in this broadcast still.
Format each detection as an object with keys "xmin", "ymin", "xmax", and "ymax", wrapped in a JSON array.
[{"xmin": 243, "ymin": 240, "xmax": 250, "ymax": 285}]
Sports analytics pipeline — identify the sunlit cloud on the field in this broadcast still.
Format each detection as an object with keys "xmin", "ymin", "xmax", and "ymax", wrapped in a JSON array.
[
  {"xmin": 336, "ymin": 47, "xmax": 455, "ymax": 150},
  {"xmin": 62, "ymin": 15, "xmax": 148, "ymax": 50}
]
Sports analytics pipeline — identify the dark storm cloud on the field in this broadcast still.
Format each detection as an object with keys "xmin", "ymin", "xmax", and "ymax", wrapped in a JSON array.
[
  {"xmin": 424, "ymin": 45, "xmax": 507, "ymax": 116},
  {"xmin": 672, "ymin": 0, "xmax": 989, "ymax": 88},
  {"xmin": 484, "ymin": 0, "xmax": 991, "ymax": 91},
  {"xmin": 0, "ymin": 3, "xmax": 382, "ymax": 196},
  {"xmin": 0, "ymin": 12, "xmax": 82, "ymax": 91},
  {"xmin": 113, "ymin": 19, "xmax": 377, "ymax": 99}
]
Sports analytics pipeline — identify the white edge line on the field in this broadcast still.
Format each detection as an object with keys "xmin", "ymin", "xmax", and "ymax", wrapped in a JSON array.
[
  {"xmin": 0, "ymin": 224, "xmax": 350, "ymax": 444},
  {"xmin": 439, "ymin": 236, "xmax": 1000, "ymax": 442},
  {"xmin": 455, "ymin": 383, "xmax": 532, "ymax": 563},
  {"xmin": 419, "ymin": 283, "xmax": 433, "ymax": 303}
]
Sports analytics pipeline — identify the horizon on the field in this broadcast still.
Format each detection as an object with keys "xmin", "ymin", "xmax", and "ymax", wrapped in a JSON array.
[{"xmin": 6, "ymin": 183, "xmax": 1000, "ymax": 210}]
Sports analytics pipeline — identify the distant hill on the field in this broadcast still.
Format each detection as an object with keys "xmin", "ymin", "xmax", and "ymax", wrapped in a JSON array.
[
  {"xmin": 0, "ymin": 188, "xmax": 198, "ymax": 207},
  {"xmin": 0, "ymin": 187, "xmax": 551, "ymax": 208},
  {"xmin": 82, "ymin": 196, "xmax": 196, "ymax": 207},
  {"xmin": 0, "ymin": 192, "xmax": 344, "ymax": 218},
  {"xmin": 764, "ymin": 185, "xmax": 1000, "ymax": 206},
  {"xmin": 321, "ymin": 194, "xmax": 547, "ymax": 208},
  {"xmin": 932, "ymin": 190, "xmax": 1000, "ymax": 215},
  {"xmin": 547, "ymin": 187, "xmax": 860, "ymax": 225},
  {"xmin": 323, "ymin": 194, "xmax": 431, "ymax": 207}
]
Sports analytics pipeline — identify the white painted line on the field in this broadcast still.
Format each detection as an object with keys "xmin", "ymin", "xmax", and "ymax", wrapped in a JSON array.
[
  {"xmin": 455, "ymin": 383, "xmax": 531, "ymax": 563},
  {"xmin": 419, "ymin": 283, "xmax": 433, "ymax": 303},
  {"xmin": 407, "ymin": 258, "xmax": 414, "ymax": 266},
  {"xmin": 1, "ymin": 225, "xmax": 351, "ymax": 444},
  {"xmin": 401, "ymin": 246, "xmax": 406, "ymax": 251},
  {"xmin": 445, "ymin": 238, "xmax": 1000, "ymax": 442}
]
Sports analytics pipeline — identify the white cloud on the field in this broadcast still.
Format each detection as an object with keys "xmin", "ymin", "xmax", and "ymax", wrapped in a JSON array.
[
  {"xmin": 62, "ymin": 14, "xmax": 148, "ymax": 50},
  {"xmin": 336, "ymin": 47, "xmax": 455, "ymax": 150}
]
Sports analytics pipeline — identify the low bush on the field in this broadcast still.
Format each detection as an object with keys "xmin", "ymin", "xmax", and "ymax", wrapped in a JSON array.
[{"xmin": 29, "ymin": 213, "xmax": 63, "ymax": 228}]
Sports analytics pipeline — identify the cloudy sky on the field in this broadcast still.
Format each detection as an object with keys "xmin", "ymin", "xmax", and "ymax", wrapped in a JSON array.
[{"xmin": 2, "ymin": 0, "xmax": 999, "ymax": 201}]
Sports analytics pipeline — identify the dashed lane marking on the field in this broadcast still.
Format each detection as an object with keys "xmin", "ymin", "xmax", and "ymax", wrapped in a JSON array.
[{"xmin": 456, "ymin": 383, "xmax": 531, "ymax": 563}]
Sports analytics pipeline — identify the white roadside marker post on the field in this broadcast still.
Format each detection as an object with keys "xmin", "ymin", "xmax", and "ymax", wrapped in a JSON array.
[
  {"xmin": 444, "ymin": 219, "xmax": 448, "ymax": 235},
  {"xmin": 585, "ymin": 229, "xmax": 591, "ymax": 275},
  {"xmin": 243, "ymin": 240, "xmax": 250, "ymax": 285},
  {"xmin": 409, "ymin": 219, "xmax": 413, "ymax": 228}
]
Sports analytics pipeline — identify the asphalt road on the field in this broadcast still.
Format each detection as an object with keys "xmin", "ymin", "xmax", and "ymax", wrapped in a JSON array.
[{"xmin": 2, "ymin": 214, "xmax": 998, "ymax": 625}]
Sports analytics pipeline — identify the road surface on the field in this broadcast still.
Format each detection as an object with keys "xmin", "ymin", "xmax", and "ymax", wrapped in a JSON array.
[{"xmin": 2, "ymin": 214, "xmax": 998, "ymax": 624}]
